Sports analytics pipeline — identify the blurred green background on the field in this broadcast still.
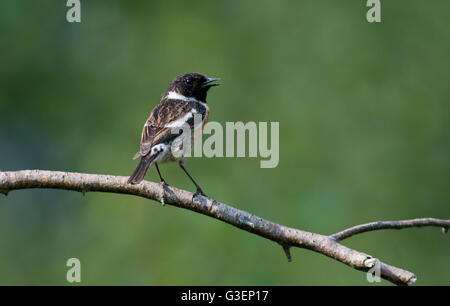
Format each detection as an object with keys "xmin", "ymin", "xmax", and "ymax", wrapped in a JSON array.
[{"xmin": 0, "ymin": 0, "xmax": 449, "ymax": 285}]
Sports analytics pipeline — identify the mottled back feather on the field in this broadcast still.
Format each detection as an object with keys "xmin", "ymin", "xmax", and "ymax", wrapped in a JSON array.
[{"xmin": 134, "ymin": 98, "xmax": 206, "ymax": 159}]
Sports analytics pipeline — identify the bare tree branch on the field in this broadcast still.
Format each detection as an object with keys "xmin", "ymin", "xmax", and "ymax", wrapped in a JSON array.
[
  {"xmin": 330, "ymin": 218, "xmax": 450, "ymax": 242},
  {"xmin": 1, "ymin": 170, "xmax": 448, "ymax": 285}
]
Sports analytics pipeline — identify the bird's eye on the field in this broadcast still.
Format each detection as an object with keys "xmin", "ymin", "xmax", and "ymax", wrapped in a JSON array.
[{"xmin": 185, "ymin": 78, "xmax": 192, "ymax": 84}]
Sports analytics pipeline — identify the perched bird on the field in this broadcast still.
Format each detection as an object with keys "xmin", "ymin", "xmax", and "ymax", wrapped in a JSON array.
[{"xmin": 127, "ymin": 72, "xmax": 220, "ymax": 196}]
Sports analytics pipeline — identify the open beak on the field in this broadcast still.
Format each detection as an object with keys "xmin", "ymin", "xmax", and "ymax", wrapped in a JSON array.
[{"xmin": 202, "ymin": 77, "xmax": 221, "ymax": 88}]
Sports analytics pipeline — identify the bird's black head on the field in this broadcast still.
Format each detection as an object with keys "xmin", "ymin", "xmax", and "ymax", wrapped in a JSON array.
[{"xmin": 166, "ymin": 72, "xmax": 220, "ymax": 102}]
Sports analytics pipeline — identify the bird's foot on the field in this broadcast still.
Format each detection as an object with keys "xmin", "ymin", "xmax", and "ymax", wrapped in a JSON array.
[
  {"xmin": 192, "ymin": 187, "xmax": 208, "ymax": 203},
  {"xmin": 195, "ymin": 186, "xmax": 207, "ymax": 197},
  {"xmin": 158, "ymin": 180, "xmax": 170, "ymax": 206}
]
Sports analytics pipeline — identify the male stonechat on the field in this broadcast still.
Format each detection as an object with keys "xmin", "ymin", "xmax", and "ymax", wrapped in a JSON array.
[{"xmin": 127, "ymin": 72, "xmax": 220, "ymax": 196}]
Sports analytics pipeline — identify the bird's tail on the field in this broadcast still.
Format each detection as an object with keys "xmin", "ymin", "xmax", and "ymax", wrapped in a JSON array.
[{"xmin": 127, "ymin": 155, "xmax": 157, "ymax": 184}]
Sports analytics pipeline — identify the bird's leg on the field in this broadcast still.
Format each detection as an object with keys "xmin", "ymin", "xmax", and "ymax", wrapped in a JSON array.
[
  {"xmin": 155, "ymin": 163, "xmax": 168, "ymax": 205},
  {"xmin": 178, "ymin": 160, "xmax": 207, "ymax": 197},
  {"xmin": 155, "ymin": 163, "xmax": 168, "ymax": 185}
]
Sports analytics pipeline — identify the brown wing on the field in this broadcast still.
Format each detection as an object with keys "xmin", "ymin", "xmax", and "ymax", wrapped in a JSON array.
[{"xmin": 133, "ymin": 99, "xmax": 195, "ymax": 159}]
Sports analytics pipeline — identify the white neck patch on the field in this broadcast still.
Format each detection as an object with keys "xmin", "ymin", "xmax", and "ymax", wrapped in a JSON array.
[{"xmin": 166, "ymin": 91, "xmax": 204, "ymax": 103}]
